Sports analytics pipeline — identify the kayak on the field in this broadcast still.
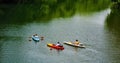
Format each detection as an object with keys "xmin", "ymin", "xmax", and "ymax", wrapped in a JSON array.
[
  {"xmin": 64, "ymin": 41, "xmax": 85, "ymax": 48},
  {"xmin": 32, "ymin": 36, "xmax": 40, "ymax": 42},
  {"xmin": 47, "ymin": 43, "xmax": 64, "ymax": 50}
]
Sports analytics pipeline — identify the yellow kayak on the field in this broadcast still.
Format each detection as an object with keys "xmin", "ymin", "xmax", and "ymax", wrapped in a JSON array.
[{"xmin": 64, "ymin": 41, "xmax": 85, "ymax": 48}]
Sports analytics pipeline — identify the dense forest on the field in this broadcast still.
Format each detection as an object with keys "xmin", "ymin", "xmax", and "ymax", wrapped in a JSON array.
[
  {"xmin": 0, "ymin": 0, "xmax": 111, "ymax": 23},
  {"xmin": 0, "ymin": 0, "xmax": 120, "ymax": 25},
  {"xmin": 105, "ymin": 0, "xmax": 120, "ymax": 35}
]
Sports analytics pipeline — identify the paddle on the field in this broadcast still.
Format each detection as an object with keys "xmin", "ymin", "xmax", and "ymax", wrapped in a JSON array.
[
  {"xmin": 28, "ymin": 36, "xmax": 32, "ymax": 41},
  {"xmin": 40, "ymin": 36, "xmax": 44, "ymax": 40}
]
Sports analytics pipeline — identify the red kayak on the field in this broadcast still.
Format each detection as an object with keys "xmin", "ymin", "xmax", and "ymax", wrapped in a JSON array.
[{"xmin": 47, "ymin": 43, "xmax": 64, "ymax": 50}]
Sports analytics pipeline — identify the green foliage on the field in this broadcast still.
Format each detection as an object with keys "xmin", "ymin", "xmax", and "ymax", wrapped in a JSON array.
[
  {"xmin": 106, "ymin": 1, "xmax": 120, "ymax": 33},
  {"xmin": 111, "ymin": 2, "xmax": 120, "ymax": 16},
  {"xmin": 0, "ymin": 0, "xmax": 110, "ymax": 23}
]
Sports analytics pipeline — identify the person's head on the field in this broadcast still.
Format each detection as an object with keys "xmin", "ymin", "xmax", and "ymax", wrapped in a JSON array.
[
  {"xmin": 76, "ymin": 40, "xmax": 78, "ymax": 41},
  {"xmin": 57, "ymin": 42, "xmax": 60, "ymax": 43}
]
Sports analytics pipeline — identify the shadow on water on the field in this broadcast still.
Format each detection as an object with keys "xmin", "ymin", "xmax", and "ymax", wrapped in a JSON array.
[{"xmin": 46, "ymin": 46, "xmax": 64, "ymax": 55}]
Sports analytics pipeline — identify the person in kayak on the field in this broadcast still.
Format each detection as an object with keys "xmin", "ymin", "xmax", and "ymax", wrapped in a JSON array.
[
  {"xmin": 35, "ymin": 34, "xmax": 38, "ymax": 37},
  {"xmin": 33, "ymin": 34, "xmax": 38, "ymax": 37},
  {"xmin": 56, "ymin": 42, "xmax": 63, "ymax": 47},
  {"xmin": 73, "ymin": 40, "xmax": 80, "ymax": 46}
]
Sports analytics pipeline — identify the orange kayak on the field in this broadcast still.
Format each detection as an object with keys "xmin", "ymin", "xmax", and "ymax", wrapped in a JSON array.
[{"xmin": 47, "ymin": 43, "xmax": 64, "ymax": 50}]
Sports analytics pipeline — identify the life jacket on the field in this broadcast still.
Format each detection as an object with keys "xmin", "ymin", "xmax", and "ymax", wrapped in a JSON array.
[{"xmin": 74, "ymin": 41, "xmax": 80, "ymax": 45}]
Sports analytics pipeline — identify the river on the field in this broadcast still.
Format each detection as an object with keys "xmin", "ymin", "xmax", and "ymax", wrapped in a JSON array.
[{"xmin": 0, "ymin": 6, "xmax": 120, "ymax": 63}]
